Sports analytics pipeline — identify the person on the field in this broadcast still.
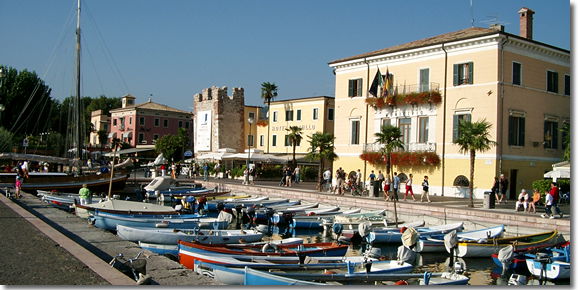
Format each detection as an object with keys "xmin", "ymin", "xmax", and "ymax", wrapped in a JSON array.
[
  {"xmin": 355, "ymin": 169, "xmax": 362, "ymax": 189},
  {"xmin": 392, "ymin": 172, "xmax": 400, "ymax": 202},
  {"xmin": 337, "ymin": 168, "xmax": 346, "ymax": 195},
  {"xmin": 249, "ymin": 167, "xmax": 256, "ymax": 185},
  {"xmin": 499, "ymin": 174, "xmax": 508, "ymax": 204},
  {"xmin": 14, "ymin": 175, "xmax": 22, "ymax": 199},
  {"xmin": 527, "ymin": 189, "xmax": 541, "ymax": 214},
  {"xmin": 377, "ymin": 171, "xmax": 385, "ymax": 193},
  {"xmin": 541, "ymin": 190, "xmax": 555, "ymax": 219},
  {"xmin": 284, "ymin": 166, "xmax": 293, "ymax": 187},
  {"xmin": 243, "ymin": 168, "xmax": 249, "ymax": 184},
  {"xmin": 384, "ymin": 176, "xmax": 392, "ymax": 201},
  {"xmin": 214, "ymin": 162, "xmax": 221, "ymax": 178},
  {"xmin": 22, "ymin": 160, "xmax": 30, "ymax": 178},
  {"xmin": 368, "ymin": 170, "xmax": 376, "ymax": 184},
  {"xmin": 171, "ymin": 162, "xmax": 177, "ymax": 179},
  {"xmin": 323, "ymin": 168, "xmax": 331, "ymax": 191},
  {"xmin": 421, "ymin": 176, "xmax": 432, "ymax": 203},
  {"xmin": 293, "ymin": 166, "xmax": 300, "ymax": 184},
  {"xmin": 191, "ymin": 163, "xmax": 197, "ymax": 178},
  {"xmin": 160, "ymin": 163, "xmax": 167, "ymax": 177},
  {"xmin": 548, "ymin": 182, "xmax": 564, "ymax": 218},
  {"xmin": 78, "ymin": 183, "xmax": 90, "ymax": 205},
  {"xmin": 404, "ymin": 174, "xmax": 416, "ymax": 202},
  {"xmin": 491, "ymin": 177, "xmax": 500, "ymax": 203},
  {"xmin": 514, "ymin": 189, "xmax": 529, "ymax": 212},
  {"xmin": 87, "ymin": 158, "xmax": 93, "ymax": 169},
  {"xmin": 202, "ymin": 163, "xmax": 209, "ymax": 181}
]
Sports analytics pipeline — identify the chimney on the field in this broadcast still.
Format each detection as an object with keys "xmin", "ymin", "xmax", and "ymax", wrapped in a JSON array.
[{"xmin": 519, "ymin": 7, "xmax": 535, "ymax": 40}]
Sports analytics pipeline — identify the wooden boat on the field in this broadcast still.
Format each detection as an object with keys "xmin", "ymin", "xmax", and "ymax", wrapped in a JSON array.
[
  {"xmin": 206, "ymin": 196, "xmax": 270, "ymax": 210},
  {"xmin": 492, "ymin": 240, "xmax": 569, "ymax": 271},
  {"xmin": 73, "ymin": 198, "xmax": 181, "ymax": 218},
  {"xmin": 418, "ymin": 272, "xmax": 470, "ymax": 285},
  {"xmin": 365, "ymin": 222, "xmax": 464, "ymax": 244},
  {"xmin": 157, "ymin": 189, "xmax": 231, "ymax": 202},
  {"xmin": 178, "ymin": 240, "xmax": 349, "ymax": 269},
  {"xmin": 417, "ymin": 224, "xmax": 505, "ymax": 253},
  {"xmin": 451, "ymin": 230, "xmax": 565, "ymax": 258},
  {"xmin": 525, "ymin": 242, "xmax": 570, "ymax": 280},
  {"xmin": 116, "ymin": 224, "xmax": 263, "ymax": 245},
  {"xmin": 342, "ymin": 220, "xmax": 426, "ymax": 240},
  {"xmin": 89, "ymin": 209, "xmax": 232, "ymax": 231},
  {"xmin": 40, "ymin": 194, "xmax": 78, "ymax": 211}
]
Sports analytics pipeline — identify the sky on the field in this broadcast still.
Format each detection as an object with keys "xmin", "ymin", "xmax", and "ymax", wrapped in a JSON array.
[{"xmin": 0, "ymin": 0, "xmax": 571, "ymax": 111}]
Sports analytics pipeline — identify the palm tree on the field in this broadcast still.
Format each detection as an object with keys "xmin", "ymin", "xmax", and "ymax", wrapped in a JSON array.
[
  {"xmin": 97, "ymin": 129, "xmax": 108, "ymax": 157},
  {"xmin": 374, "ymin": 124, "xmax": 404, "ymax": 184},
  {"xmin": 454, "ymin": 119, "xmax": 496, "ymax": 208},
  {"xmin": 306, "ymin": 132, "xmax": 338, "ymax": 192},
  {"xmin": 286, "ymin": 126, "xmax": 303, "ymax": 168},
  {"xmin": 260, "ymin": 82, "xmax": 278, "ymax": 154}
]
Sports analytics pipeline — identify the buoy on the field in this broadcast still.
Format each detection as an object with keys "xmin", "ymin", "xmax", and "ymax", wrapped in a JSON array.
[
  {"xmin": 400, "ymin": 227, "xmax": 407, "ymax": 233},
  {"xmin": 394, "ymin": 280, "xmax": 408, "ymax": 285}
]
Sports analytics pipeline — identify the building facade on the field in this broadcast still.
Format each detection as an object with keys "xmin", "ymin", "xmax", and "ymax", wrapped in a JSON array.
[
  {"xmin": 328, "ymin": 7, "xmax": 569, "ymax": 199},
  {"xmin": 89, "ymin": 109, "xmax": 110, "ymax": 146}
]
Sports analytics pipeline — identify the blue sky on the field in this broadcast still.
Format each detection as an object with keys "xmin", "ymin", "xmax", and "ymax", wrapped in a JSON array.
[{"xmin": 1, "ymin": 0, "xmax": 571, "ymax": 111}]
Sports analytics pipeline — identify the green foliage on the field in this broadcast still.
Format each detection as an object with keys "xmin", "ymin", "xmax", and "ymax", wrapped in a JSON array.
[
  {"xmin": 155, "ymin": 130, "xmax": 190, "ymax": 162},
  {"xmin": 301, "ymin": 166, "xmax": 317, "ymax": 181},
  {"xmin": 306, "ymin": 132, "xmax": 338, "ymax": 191},
  {"xmin": 560, "ymin": 123, "xmax": 570, "ymax": 161},
  {"xmin": 260, "ymin": 82, "xmax": 278, "ymax": 104},
  {"xmin": 0, "ymin": 127, "xmax": 15, "ymax": 153},
  {"xmin": 259, "ymin": 165, "xmax": 284, "ymax": 179},
  {"xmin": 532, "ymin": 179, "xmax": 552, "ymax": 194}
]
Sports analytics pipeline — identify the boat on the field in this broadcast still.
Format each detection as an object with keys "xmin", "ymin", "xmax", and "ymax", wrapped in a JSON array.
[
  {"xmin": 40, "ymin": 194, "xmax": 79, "ymax": 211},
  {"xmin": 451, "ymin": 230, "xmax": 565, "ymax": 258},
  {"xmin": 492, "ymin": 240, "xmax": 569, "ymax": 271},
  {"xmin": 116, "ymin": 224, "xmax": 264, "ymax": 245},
  {"xmin": 322, "ymin": 209, "xmax": 402, "ymax": 236},
  {"xmin": 143, "ymin": 176, "xmax": 205, "ymax": 197},
  {"xmin": 417, "ymin": 224, "xmax": 505, "ymax": 253},
  {"xmin": 341, "ymin": 220, "xmax": 426, "ymax": 240},
  {"xmin": 525, "ymin": 241, "xmax": 570, "ymax": 280},
  {"xmin": 364, "ymin": 222, "xmax": 465, "ymax": 244},
  {"xmin": 89, "ymin": 209, "xmax": 232, "ymax": 231},
  {"xmin": 418, "ymin": 271, "xmax": 470, "ymax": 285},
  {"xmin": 206, "ymin": 196, "xmax": 269, "ymax": 210},
  {"xmin": 243, "ymin": 266, "xmax": 327, "ymax": 286},
  {"xmin": 73, "ymin": 198, "xmax": 181, "ymax": 218}
]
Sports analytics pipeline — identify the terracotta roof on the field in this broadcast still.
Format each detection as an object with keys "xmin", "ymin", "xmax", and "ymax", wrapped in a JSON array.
[
  {"xmin": 329, "ymin": 27, "xmax": 500, "ymax": 64},
  {"xmin": 111, "ymin": 100, "xmax": 192, "ymax": 115}
]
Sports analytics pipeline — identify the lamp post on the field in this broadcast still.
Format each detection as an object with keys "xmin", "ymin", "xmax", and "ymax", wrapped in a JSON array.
[{"xmin": 245, "ymin": 117, "xmax": 255, "ymax": 185}]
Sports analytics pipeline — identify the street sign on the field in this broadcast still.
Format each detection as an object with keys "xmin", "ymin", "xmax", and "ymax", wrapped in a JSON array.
[
  {"xmin": 184, "ymin": 150, "xmax": 193, "ymax": 157},
  {"xmin": 23, "ymin": 139, "xmax": 29, "ymax": 147}
]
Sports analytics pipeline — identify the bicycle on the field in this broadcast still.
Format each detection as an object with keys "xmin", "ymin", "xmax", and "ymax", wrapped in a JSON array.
[{"xmin": 109, "ymin": 251, "xmax": 152, "ymax": 284}]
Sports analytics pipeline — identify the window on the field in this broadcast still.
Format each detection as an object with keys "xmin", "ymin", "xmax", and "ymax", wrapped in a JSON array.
[
  {"xmin": 453, "ymin": 175, "xmax": 470, "ymax": 187},
  {"xmin": 153, "ymin": 134, "xmax": 159, "ymax": 140},
  {"xmin": 259, "ymin": 135, "xmax": 265, "ymax": 147},
  {"xmin": 453, "ymin": 62, "xmax": 474, "ymax": 86},
  {"xmin": 249, "ymin": 112, "xmax": 255, "ymax": 120},
  {"xmin": 296, "ymin": 109, "xmax": 302, "ymax": 121},
  {"xmin": 284, "ymin": 135, "xmax": 291, "ymax": 147},
  {"xmin": 113, "ymin": 119, "xmax": 117, "ymax": 126},
  {"xmin": 512, "ymin": 62, "xmax": 522, "ymax": 86},
  {"xmin": 419, "ymin": 68, "xmax": 430, "ymax": 92},
  {"xmin": 419, "ymin": 117, "xmax": 429, "ymax": 143},
  {"xmin": 381, "ymin": 118, "xmax": 390, "ymax": 127},
  {"xmin": 138, "ymin": 133, "xmax": 144, "ymax": 143},
  {"xmin": 104, "ymin": 124, "xmax": 108, "ymax": 130},
  {"xmin": 348, "ymin": 78, "xmax": 363, "ymax": 97},
  {"xmin": 508, "ymin": 114, "xmax": 525, "ymax": 146},
  {"xmin": 272, "ymin": 135, "xmax": 277, "ymax": 147},
  {"xmin": 163, "ymin": 119, "xmax": 168, "ymax": 127},
  {"xmin": 565, "ymin": 75, "xmax": 570, "ymax": 96},
  {"xmin": 154, "ymin": 118, "xmax": 160, "ymax": 127},
  {"xmin": 273, "ymin": 111, "xmax": 278, "ymax": 122},
  {"xmin": 185, "ymin": 122, "xmax": 190, "ymax": 129},
  {"xmin": 327, "ymin": 108, "xmax": 334, "ymax": 121},
  {"xmin": 453, "ymin": 114, "xmax": 471, "ymax": 142},
  {"xmin": 351, "ymin": 119, "xmax": 360, "ymax": 145},
  {"xmin": 247, "ymin": 134, "xmax": 254, "ymax": 147},
  {"xmin": 312, "ymin": 108, "xmax": 319, "ymax": 120},
  {"xmin": 129, "ymin": 117, "xmax": 132, "ymax": 125},
  {"xmin": 544, "ymin": 119, "xmax": 558, "ymax": 149},
  {"xmin": 285, "ymin": 110, "xmax": 293, "ymax": 121},
  {"xmin": 547, "ymin": 71, "xmax": 558, "ymax": 93},
  {"xmin": 399, "ymin": 118, "xmax": 411, "ymax": 147},
  {"xmin": 178, "ymin": 121, "xmax": 183, "ymax": 128},
  {"xmin": 139, "ymin": 117, "xmax": 145, "ymax": 126}
]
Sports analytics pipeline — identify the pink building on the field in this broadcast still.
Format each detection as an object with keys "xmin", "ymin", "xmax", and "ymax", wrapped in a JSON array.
[{"xmin": 108, "ymin": 95, "xmax": 193, "ymax": 147}]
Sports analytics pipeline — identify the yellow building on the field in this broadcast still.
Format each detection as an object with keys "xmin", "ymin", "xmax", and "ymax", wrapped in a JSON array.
[{"xmin": 328, "ymin": 8, "xmax": 569, "ymax": 200}]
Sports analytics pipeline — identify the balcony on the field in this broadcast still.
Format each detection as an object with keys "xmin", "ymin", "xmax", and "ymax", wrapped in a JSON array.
[
  {"xmin": 366, "ymin": 82, "xmax": 442, "ymax": 109},
  {"xmin": 364, "ymin": 142, "xmax": 436, "ymax": 152},
  {"xmin": 393, "ymin": 82, "xmax": 440, "ymax": 95}
]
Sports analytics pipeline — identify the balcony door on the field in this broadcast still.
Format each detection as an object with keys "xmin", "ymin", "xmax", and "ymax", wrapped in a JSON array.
[{"xmin": 399, "ymin": 118, "xmax": 411, "ymax": 149}]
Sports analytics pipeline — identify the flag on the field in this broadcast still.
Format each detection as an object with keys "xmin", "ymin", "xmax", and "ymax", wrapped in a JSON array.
[
  {"xmin": 382, "ymin": 67, "xmax": 390, "ymax": 98},
  {"xmin": 368, "ymin": 68, "xmax": 381, "ymax": 98}
]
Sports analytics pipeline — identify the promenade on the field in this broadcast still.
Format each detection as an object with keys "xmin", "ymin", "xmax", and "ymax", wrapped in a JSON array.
[{"xmin": 0, "ymin": 173, "xmax": 571, "ymax": 285}]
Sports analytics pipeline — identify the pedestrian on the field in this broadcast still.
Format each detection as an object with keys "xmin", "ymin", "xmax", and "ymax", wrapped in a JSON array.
[
  {"xmin": 14, "ymin": 175, "xmax": 22, "ymax": 199},
  {"xmin": 293, "ymin": 166, "xmax": 300, "ymax": 184},
  {"xmin": 22, "ymin": 160, "xmax": 30, "ymax": 178},
  {"xmin": 285, "ymin": 166, "xmax": 292, "ymax": 187},
  {"xmin": 541, "ymin": 190, "xmax": 555, "ymax": 219},
  {"xmin": 404, "ymin": 173, "xmax": 416, "ymax": 202},
  {"xmin": 355, "ymin": 169, "xmax": 362, "ymax": 189},
  {"xmin": 202, "ymin": 163, "xmax": 209, "ymax": 181},
  {"xmin": 192, "ymin": 163, "xmax": 197, "ymax": 178},
  {"xmin": 78, "ymin": 183, "xmax": 90, "ymax": 205},
  {"xmin": 514, "ymin": 189, "xmax": 529, "ymax": 212},
  {"xmin": 499, "ymin": 174, "xmax": 508, "ymax": 204},
  {"xmin": 161, "ymin": 163, "xmax": 167, "ymax": 177},
  {"xmin": 323, "ymin": 168, "xmax": 331, "ymax": 192},
  {"xmin": 384, "ymin": 176, "xmax": 392, "ymax": 201},
  {"xmin": 249, "ymin": 167, "xmax": 256, "ymax": 185},
  {"xmin": 171, "ymin": 162, "xmax": 177, "ymax": 179},
  {"xmin": 548, "ymin": 182, "xmax": 564, "ymax": 218},
  {"xmin": 338, "ymin": 168, "xmax": 346, "ymax": 195},
  {"xmin": 243, "ymin": 168, "xmax": 249, "ymax": 184},
  {"xmin": 491, "ymin": 177, "xmax": 500, "ymax": 203},
  {"xmin": 214, "ymin": 162, "xmax": 221, "ymax": 178},
  {"xmin": 527, "ymin": 188, "xmax": 541, "ymax": 214},
  {"xmin": 368, "ymin": 170, "xmax": 376, "ymax": 183},
  {"xmin": 421, "ymin": 175, "xmax": 432, "ymax": 203},
  {"xmin": 377, "ymin": 171, "xmax": 385, "ymax": 193},
  {"xmin": 392, "ymin": 172, "xmax": 400, "ymax": 202}
]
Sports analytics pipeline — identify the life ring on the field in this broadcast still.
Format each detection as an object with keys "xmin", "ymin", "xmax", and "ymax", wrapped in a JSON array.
[
  {"xmin": 400, "ymin": 227, "xmax": 407, "ymax": 233},
  {"xmin": 261, "ymin": 243, "xmax": 279, "ymax": 253},
  {"xmin": 307, "ymin": 212, "xmax": 316, "ymax": 216},
  {"xmin": 395, "ymin": 280, "xmax": 409, "ymax": 285}
]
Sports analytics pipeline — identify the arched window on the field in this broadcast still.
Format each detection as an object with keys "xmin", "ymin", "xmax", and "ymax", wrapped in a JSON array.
[
  {"xmin": 398, "ymin": 173, "xmax": 408, "ymax": 183},
  {"xmin": 453, "ymin": 175, "xmax": 470, "ymax": 187}
]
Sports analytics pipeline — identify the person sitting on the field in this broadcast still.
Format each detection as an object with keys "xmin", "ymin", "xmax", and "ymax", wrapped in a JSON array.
[
  {"xmin": 527, "ymin": 188, "xmax": 541, "ymax": 214},
  {"xmin": 515, "ymin": 189, "xmax": 529, "ymax": 212}
]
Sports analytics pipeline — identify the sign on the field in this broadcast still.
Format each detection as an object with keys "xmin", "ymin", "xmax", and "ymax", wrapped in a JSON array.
[
  {"xmin": 23, "ymin": 139, "xmax": 29, "ymax": 147},
  {"xmin": 184, "ymin": 150, "xmax": 193, "ymax": 157},
  {"xmin": 196, "ymin": 110, "xmax": 212, "ymax": 152}
]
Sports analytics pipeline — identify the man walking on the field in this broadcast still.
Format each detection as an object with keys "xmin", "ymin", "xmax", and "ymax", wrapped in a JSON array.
[
  {"xmin": 323, "ymin": 168, "xmax": 331, "ymax": 192},
  {"xmin": 392, "ymin": 172, "xmax": 400, "ymax": 202}
]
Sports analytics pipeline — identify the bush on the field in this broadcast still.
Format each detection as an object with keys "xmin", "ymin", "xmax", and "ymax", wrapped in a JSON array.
[
  {"xmin": 532, "ymin": 179, "xmax": 570, "ymax": 203},
  {"xmin": 301, "ymin": 166, "xmax": 317, "ymax": 181}
]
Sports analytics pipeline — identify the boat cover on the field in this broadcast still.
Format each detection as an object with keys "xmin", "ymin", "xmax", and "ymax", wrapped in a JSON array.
[
  {"xmin": 444, "ymin": 230, "xmax": 458, "ymax": 253},
  {"xmin": 497, "ymin": 245, "xmax": 514, "ymax": 268},
  {"xmin": 217, "ymin": 211, "xmax": 234, "ymax": 224},
  {"xmin": 401, "ymin": 227, "xmax": 418, "ymax": 247},
  {"xmin": 358, "ymin": 221, "xmax": 373, "ymax": 238}
]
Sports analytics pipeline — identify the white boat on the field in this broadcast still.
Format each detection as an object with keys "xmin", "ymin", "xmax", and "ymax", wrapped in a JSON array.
[
  {"xmin": 416, "ymin": 224, "xmax": 505, "ymax": 253},
  {"xmin": 525, "ymin": 242, "xmax": 570, "ymax": 280},
  {"xmin": 365, "ymin": 222, "xmax": 464, "ymax": 244},
  {"xmin": 341, "ymin": 220, "xmax": 425, "ymax": 240},
  {"xmin": 73, "ymin": 198, "xmax": 180, "ymax": 218},
  {"xmin": 418, "ymin": 272, "xmax": 470, "ymax": 285},
  {"xmin": 117, "ymin": 225, "xmax": 263, "ymax": 245}
]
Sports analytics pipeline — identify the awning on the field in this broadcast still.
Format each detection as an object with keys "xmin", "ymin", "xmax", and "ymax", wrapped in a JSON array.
[
  {"xmin": 122, "ymin": 131, "xmax": 132, "ymax": 138},
  {"xmin": 104, "ymin": 147, "xmax": 155, "ymax": 157},
  {"xmin": 108, "ymin": 132, "xmax": 116, "ymax": 138}
]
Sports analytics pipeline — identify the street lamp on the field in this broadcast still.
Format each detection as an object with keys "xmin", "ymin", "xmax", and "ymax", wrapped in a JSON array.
[{"xmin": 245, "ymin": 117, "xmax": 255, "ymax": 185}]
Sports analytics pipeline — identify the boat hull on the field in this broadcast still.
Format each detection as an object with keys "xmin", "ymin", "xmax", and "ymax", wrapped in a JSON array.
[
  {"xmin": 454, "ymin": 230, "xmax": 564, "ymax": 258},
  {"xmin": 1, "ymin": 170, "xmax": 129, "ymax": 193},
  {"xmin": 117, "ymin": 225, "xmax": 263, "ymax": 245}
]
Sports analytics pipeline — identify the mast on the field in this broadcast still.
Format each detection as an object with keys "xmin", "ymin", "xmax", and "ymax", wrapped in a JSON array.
[{"xmin": 75, "ymin": 0, "xmax": 83, "ymax": 173}]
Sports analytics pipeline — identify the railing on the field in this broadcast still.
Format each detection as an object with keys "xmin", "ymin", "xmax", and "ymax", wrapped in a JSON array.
[
  {"xmin": 363, "ymin": 142, "xmax": 436, "ymax": 152},
  {"xmin": 392, "ymin": 82, "xmax": 440, "ymax": 95}
]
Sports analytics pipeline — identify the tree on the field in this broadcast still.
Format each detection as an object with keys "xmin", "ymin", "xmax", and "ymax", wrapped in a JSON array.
[
  {"xmin": 306, "ymin": 132, "xmax": 338, "ymax": 192},
  {"xmin": 453, "ymin": 119, "xmax": 496, "ymax": 208},
  {"xmin": 176, "ymin": 127, "xmax": 190, "ymax": 161},
  {"xmin": 560, "ymin": 123, "xmax": 570, "ymax": 161},
  {"xmin": 155, "ymin": 134, "xmax": 182, "ymax": 162},
  {"xmin": 97, "ymin": 129, "xmax": 108, "ymax": 156},
  {"xmin": 260, "ymin": 82, "xmax": 278, "ymax": 153},
  {"xmin": 0, "ymin": 127, "xmax": 15, "ymax": 153},
  {"xmin": 374, "ymin": 124, "xmax": 404, "ymax": 184},
  {"xmin": 286, "ymin": 126, "xmax": 303, "ymax": 168}
]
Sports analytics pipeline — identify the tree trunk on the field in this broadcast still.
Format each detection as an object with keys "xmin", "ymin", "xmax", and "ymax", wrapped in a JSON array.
[
  {"xmin": 468, "ymin": 149, "xmax": 476, "ymax": 208},
  {"xmin": 317, "ymin": 159, "xmax": 324, "ymax": 192}
]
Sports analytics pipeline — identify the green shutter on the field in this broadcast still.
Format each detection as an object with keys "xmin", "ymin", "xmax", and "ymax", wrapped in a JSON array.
[
  {"xmin": 508, "ymin": 116, "xmax": 514, "ymax": 145},
  {"xmin": 357, "ymin": 78, "xmax": 363, "ymax": 96},
  {"xmin": 466, "ymin": 114, "xmax": 471, "ymax": 122},
  {"xmin": 453, "ymin": 64, "xmax": 459, "ymax": 86},
  {"xmin": 519, "ymin": 117, "xmax": 525, "ymax": 146},
  {"xmin": 468, "ymin": 62, "xmax": 474, "ymax": 84},
  {"xmin": 348, "ymin": 80, "xmax": 354, "ymax": 97},
  {"xmin": 453, "ymin": 115, "xmax": 459, "ymax": 141},
  {"xmin": 554, "ymin": 73, "xmax": 559, "ymax": 93}
]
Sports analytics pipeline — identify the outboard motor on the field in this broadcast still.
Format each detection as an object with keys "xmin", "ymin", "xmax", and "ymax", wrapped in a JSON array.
[
  {"xmin": 234, "ymin": 204, "xmax": 243, "ymax": 221},
  {"xmin": 265, "ymin": 208, "xmax": 275, "ymax": 227},
  {"xmin": 216, "ymin": 201, "xmax": 225, "ymax": 212},
  {"xmin": 282, "ymin": 212, "xmax": 294, "ymax": 228}
]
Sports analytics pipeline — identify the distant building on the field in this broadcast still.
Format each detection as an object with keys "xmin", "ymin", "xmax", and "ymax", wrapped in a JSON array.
[
  {"xmin": 328, "ymin": 7, "xmax": 569, "ymax": 199},
  {"xmin": 89, "ymin": 110, "xmax": 110, "ymax": 146}
]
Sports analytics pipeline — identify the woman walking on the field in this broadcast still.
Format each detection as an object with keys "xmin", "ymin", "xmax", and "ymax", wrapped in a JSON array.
[
  {"xmin": 421, "ymin": 176, "xmax": 432, "ymax": 203},
  {"xmin": 404, "ymin": 174, "xmax": 416, "ymax": 202}
]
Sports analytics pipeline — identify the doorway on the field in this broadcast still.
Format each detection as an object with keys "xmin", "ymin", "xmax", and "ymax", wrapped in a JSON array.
[{"xmin": 509, "ymin": 169, "xmax": 518, "ymax": 200}]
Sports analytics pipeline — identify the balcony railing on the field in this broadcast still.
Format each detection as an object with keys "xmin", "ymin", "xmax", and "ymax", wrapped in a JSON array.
[
  {"xmin": 364, "ymin": 142, "xmax": 436, "ymax": 153},
  {"xmin": 391, "ymin": 82, "xmax": 440, "ymax": 95}
]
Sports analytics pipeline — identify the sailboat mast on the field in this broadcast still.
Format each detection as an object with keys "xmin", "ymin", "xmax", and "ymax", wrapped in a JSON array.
[{"xmin": 75, "ymin": 0, "xmax": 83, "ymax": 172}]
